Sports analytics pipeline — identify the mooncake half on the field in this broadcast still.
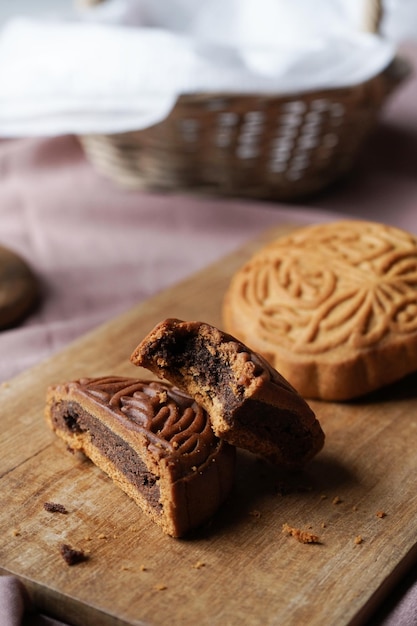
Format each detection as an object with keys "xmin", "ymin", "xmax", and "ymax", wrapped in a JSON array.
[
  {"xmin": 131, "ymin": 319, "xmax": 324, "ymax": 467},
  {"xmin": 45, "ymin": 376, "xmax": 236, "ymax": 537}
]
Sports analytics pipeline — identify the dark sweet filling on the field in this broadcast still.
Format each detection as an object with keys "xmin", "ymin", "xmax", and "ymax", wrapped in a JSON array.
[
  {"xmin": 51, "ymin": 401, "xmax": 161, "ymax": 512},
  {"xmin": 149, "ymin": 334, "xmax": 241, "ymax": 411},
  {"xmin": 234, "ymin": 401, "xmax": 313, "ymax": 459}
]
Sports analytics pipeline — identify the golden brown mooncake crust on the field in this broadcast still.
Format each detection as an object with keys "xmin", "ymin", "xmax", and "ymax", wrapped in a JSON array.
[
  {"xmin": 45, "ymin": 376, "xmax": 235, "ymax": 537},
  {"xmin": 222, "ymin": 220, "xmax": 417, "ymax": 401},
  {"xmin": 131, "ymin": 319, "xmax": 324, "ymax": 468}
]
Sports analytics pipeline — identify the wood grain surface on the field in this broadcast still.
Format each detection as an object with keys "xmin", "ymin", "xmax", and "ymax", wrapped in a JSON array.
[{"xmin": 1, "ymin": 225, "xmax": 417, "ymax": 626}]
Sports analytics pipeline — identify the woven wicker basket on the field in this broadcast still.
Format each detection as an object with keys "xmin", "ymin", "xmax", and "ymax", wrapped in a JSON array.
[{"xmin": 79, "ymin": 0, "xmax": 411, "ymax": 200}]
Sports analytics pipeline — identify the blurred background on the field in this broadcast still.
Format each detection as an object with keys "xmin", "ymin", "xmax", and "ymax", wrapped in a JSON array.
[{"xmin": 0, "ymin": 0, "xmax": 416, "ymax": 39}]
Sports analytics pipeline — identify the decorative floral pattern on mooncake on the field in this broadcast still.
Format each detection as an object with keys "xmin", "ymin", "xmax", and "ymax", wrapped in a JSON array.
[
  {"xmin": 228, "ymin": 221, "xmax": 417, "ymax": 355},
  {"xmin": 76, "ymin": 376, "xmax": 217, "ymax": 469}
]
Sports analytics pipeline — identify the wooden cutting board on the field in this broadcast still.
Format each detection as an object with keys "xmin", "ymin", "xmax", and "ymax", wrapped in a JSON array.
[{"xmin": 1, "ymin": 225, "xmax": 417, "ymax": 626}]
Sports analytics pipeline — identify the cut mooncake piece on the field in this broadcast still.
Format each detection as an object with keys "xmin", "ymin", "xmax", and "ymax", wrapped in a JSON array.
[
  {"xmin": 222, "ymin": 220, "xmax": 417, "ymax": 401},
  {"xmin": 45, "ymin": 376, "xmax": 235, "ymax": 537},
  {"xmin": 131, "ymin": 319, "xmax": 324, "ymax": 467}
]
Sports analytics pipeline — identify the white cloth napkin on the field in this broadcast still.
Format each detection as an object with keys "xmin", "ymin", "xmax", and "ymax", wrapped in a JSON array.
[{"xmin": 0, "ymin": 0, "xmax": 395, "ymax": 137}]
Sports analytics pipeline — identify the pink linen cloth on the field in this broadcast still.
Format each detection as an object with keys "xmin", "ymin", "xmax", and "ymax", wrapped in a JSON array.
[
  {"xmin": 0, "ymin": 41, "xmax": 417, "ymax": 626},
  {"xmin": 0, "ymin": 134, "xmax": 345, "ymax": 384}
]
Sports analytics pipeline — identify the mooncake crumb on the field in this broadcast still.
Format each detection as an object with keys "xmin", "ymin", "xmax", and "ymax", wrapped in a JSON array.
[
  {"xmin": 44, "ymin": 502, "xmax": 68, "ymax": 514},
  {"xmin": 282, "ymin": 523, "xmax": 321, "ymax": 544},
  {"xmin": 59, "ymin": 543, "xmax": 88, "ymax": 566}
]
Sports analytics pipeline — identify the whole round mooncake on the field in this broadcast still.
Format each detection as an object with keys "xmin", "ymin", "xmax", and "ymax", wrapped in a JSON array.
[{"xmin": 222, "ymin": 220, "xmax": 417, "ymax": 401}]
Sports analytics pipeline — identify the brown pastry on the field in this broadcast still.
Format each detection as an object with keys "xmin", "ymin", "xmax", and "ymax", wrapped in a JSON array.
[
  {"xmin": 222, "ymin": 220, "xmax": 417, "ymax": 401},
  {"xmin": 0, "ymin": 244, "xmax": 38, "ymax": 329},
  {"xmin": 45, "ymin": 376, "xmax": 235, "ymax": 537},
  {"xmin": 131, "ymin": 319, "xmax": 324, "ymax": 467}
]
